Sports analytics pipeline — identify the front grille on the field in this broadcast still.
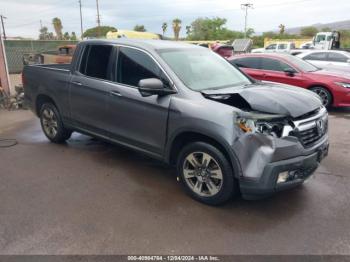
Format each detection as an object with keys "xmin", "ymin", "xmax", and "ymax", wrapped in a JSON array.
[
  {"xmin": 287, "ymin": 107, "xmax": 328, "ymax": 148},
  {"xmin": 299, "ymin": 126, "xmax": 326, "ymax": 147}
]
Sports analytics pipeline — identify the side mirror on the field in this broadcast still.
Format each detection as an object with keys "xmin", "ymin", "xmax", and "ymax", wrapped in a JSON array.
[
  {"xmin": 138, "ymin": 78, "xmax": 176, "ymax": 97},
  {"xmin": 284, "ymin": 68, "xmax": 296, "ymax": 76}
]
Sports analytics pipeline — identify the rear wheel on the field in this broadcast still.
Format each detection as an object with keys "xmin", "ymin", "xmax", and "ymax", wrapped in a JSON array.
[
  {"xmin": 310, "ymin": 86, "xmax": 332, "ymax": 108},
  {"xmin": 40, "ymin": 103, "xmax": 72, "ymax": 143},
  {"xmin": 177, "ymin": 142, "xmax": 237, "ymax": 205}
]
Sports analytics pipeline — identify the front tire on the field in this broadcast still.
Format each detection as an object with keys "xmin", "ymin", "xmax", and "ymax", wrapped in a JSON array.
[
  {"xmin": 177, "ymin": 142, "xmax": 238, "ymax": 205},
  {"xmin": 310, "ymin": 86, "xmax": 332, "ymax": 108},
  {"xmin": 39, "ymin": 103, "xmax": 72, "ymax": 143}
]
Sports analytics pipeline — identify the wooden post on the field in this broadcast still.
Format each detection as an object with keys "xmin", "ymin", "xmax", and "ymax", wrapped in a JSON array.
[{"xmin": 0, "ymin": 35, "xmax": 10, "ymax": 95}]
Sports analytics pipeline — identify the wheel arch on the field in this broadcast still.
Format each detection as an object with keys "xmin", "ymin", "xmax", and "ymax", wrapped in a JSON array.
[
  {"xmin": 35, "ymin": 94, "xmax": 57, "ymax": 116},
  {"xmin": 166, "ymin": 131, "xmax": 242, "ymax": 178}
]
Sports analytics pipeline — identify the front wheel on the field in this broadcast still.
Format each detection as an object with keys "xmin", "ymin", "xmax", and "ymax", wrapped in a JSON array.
[
  {"xmin": 40, "ymin": 103, "xmax": 72, "ymax": 143},
  {"xmin": 310, "ymin": 86, "xmax": 332, "ymax": 108},
  {"xmin": 177, "ymin": 142, "xmax": 238, "ymax": 205}
]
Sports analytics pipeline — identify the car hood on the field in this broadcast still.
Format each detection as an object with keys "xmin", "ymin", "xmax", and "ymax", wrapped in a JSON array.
[
  {"xmin": 311, "ymin": 69, "xmax": 350, "ymax": 80},
  {"xmin": 202, "ymin": 82, "xmax": 322, "ymax": 118}
]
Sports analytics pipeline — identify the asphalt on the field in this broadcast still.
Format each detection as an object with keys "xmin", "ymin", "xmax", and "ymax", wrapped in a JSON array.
[{"xmin": 0, "ymin": 108, "xmax": 350, "ymax": 255}]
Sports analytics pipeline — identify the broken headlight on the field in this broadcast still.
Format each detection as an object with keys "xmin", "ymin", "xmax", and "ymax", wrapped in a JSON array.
[{"xmin": 237, "ymin": 113, "xmax": 286, "ymax": 137}]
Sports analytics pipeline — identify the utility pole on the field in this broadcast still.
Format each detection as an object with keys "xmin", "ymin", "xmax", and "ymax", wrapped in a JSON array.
[
  {"xmin": 241, "ymin": 3, "xmax": 253, "ymax": 38},
  {"xmin": 96, "ymin": 0, "xmax": 101, "ymax": 38},
  {"xmin": 0, "ymin": 15, "xmax": 7, "ymax": 40},
  {"xmin": 78, "ymin": 0, "xmax": 84, "ymax": 39}
]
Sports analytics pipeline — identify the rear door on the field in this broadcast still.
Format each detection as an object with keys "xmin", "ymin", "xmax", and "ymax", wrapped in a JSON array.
[
  {"xmin": 104, "ymin": 46, "xmax": 174, "ymax": 156},
  {"xmin": 69, "ymin": 44, "xmax": 114, "ymax": 134},
  {"xmin": 303, "ymin": 52, "xmax": 328, "ymax": 68},
  {"xmin": 259, "ymin": 57, "xmax": 305, "ymax": 87},
  {"xmin": 326, "ymin": 52, "xmax": 349, "ymax": 67},
  {"xmin": 231, "ymin": 57, "xmax": 264, "ymax": 80}
]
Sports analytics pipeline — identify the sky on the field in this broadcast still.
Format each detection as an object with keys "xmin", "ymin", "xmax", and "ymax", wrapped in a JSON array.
[{"xmin": 1, "ymin": 0, "xmax": 350, "ymax": 39}]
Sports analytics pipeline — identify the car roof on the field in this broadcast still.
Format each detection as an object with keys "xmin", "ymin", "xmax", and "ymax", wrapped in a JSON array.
[
  {"xmin": 79, "ymin": 39, "xmax": 201, "ymax": 51},
  {"xmin": 298, "ymin": 50, "xmax": 350, "ymax": 56},
  {"xmin": 229, "ymin": 53, "xmax": 294, "ymax": 60}
]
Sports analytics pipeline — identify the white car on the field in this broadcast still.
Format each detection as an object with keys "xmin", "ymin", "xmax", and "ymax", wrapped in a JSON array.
[
  {"xmin": 251, "ymin": 42, "xmax": 296, "ymax": 53},
  {"xmin": 297, "ymin": 50, "xmax": 350, "ymax": 73}
]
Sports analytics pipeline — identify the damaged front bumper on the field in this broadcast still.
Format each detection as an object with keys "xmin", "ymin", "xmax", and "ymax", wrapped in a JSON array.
[{"xmin": 236, "ymin": 134, "xmax": 329, "ymax": 200}]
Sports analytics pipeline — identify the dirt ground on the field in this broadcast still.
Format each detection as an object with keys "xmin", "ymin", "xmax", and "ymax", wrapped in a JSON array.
[{"xmin": 0, "ymin": 108, "xmax": 350, "ymax": 255}]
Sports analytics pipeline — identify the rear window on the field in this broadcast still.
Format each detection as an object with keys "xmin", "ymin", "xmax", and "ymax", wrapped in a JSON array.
[
  {"xmin": 79, "ymin": 45, "xmax": 113, "ymax": 80},
  {"xmin": 231, "ymin": 57, "xmax": 261, "ymax": 69},
  {"xmin": 304, "ymin": 52, "xmax": 327, "ymax": 61},
  {"xmin": 327, "ymin": 53, "xmax": 348, "ymax": 62}
]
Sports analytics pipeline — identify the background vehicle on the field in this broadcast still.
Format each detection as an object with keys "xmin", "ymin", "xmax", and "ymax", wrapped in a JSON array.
[
  {"xmin": 211, "ymin": 43, "xmax": 233, "ymax": 58},
  {"xmin": 251, "ymin": 42, "xmax": 296, "ymax": 53},
  {"xmin": 106, "ymin": 30, "xmax": 160, "ymax": 40},
  {"xmin": 23, "ymin": 45, "xmax": 76, "ymax": 65},
  {"xmin": 24, "ymin": 39, "xmax": 328, "ymax": 205},
  {"xmin": 297, "ymin": 50, "xmax": 350, "ymax": 72},
  {"xmin": 229, "ymin": 53, "xmax": 350, "ymax": 107}
]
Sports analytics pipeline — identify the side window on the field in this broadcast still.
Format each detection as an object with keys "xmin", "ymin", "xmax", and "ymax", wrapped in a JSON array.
[
  {"xmin": 266, "ymin": 44, "xmax": 276, "ymax": 50},
  {"xmin": 79, "ymin": 45, "xmax": 113, "ymax": 80},
  {"xmin": 277, "ymin": 44, "xmax": 287, "ymax": 50},
  {"xmin": 327, "ymin": 53, "xmax": 348, "ymax": 62},
  {"xmin": 232, "ymin": 57, "xmax": 261, "ymax": 69},
  {"xmin": 260, "ymin": 58, "xmax": 293, "ymax": 72},
  {"xmin": 117, "ymin": 47, "xmax": 170, "ymax": 88},
  {"xmin": 304, "ymin": 52, "xmax": 327, "ymax": 61}
]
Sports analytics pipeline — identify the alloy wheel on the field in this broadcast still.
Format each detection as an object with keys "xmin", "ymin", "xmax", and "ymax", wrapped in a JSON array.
[
  {"xmin": 182, "ymin": 152, "xmax": 223, "ymax": 197},
  {"xmin": 41, "ymin": 108, "xmax": 58, "ymax": 138},
  {"xmin": 312, "ymin": 87, "xmax": 330, "ymax": 107}
]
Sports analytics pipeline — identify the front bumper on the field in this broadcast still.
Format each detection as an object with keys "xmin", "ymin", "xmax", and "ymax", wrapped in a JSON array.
[{"xmin": 239, "ymin": 139, "xmax": 329, "ymax": 200}]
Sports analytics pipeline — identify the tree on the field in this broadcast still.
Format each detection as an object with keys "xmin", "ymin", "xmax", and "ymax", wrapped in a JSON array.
[
  {"xmin": 52, "ymin": 17, "xmax": 63, "ymax": 40},
  {"xmin": 70, "ymin": 32, "xmax": 77, "ymax": 41},
  {"xmin": 186, "ymin": 17, "xmax": 244, "ymax": 41},
  {"xmin": 162, "ymin": 22, "xmax": 168, "ymax": 36},
  {"xmin": 39, "ymin": 26, "xmax": 50, "ymax": 40},
  {"xmin": 63, "ymin": 32, "xmax": 70, "ymax": 40},
  {"xmin": 246, "ymin": 28, "xmax": 255, "ymax": 38},
  {"xmin": 321, "ymin": 27, "xmax": 332, "ymax": 32},
  {"xmin": 172, "ymin": 18, "xmax": 182, "ymax": 40},
  {"xmin": 279, "ymin": 24, "xmax": 285, "ymax": 34},
  {"xmin": 300, "ymin": 26, "xmax": 318, "ymax": 37},
  {"xmin": 185, "ymin": 25, "xmax": 191, "ymax": 36},
  {"xmin": 134, "ymin": 25, "xmax": 146, "ymax": 32},
  {"xmin": 83, "ymin": 26, "xmax": 117, "ymax": 38}
]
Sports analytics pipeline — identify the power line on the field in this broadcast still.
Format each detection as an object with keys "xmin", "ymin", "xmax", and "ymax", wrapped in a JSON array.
[{"xmin": 241, "ymin": 3, "xmax": 253, "ymax": 38}]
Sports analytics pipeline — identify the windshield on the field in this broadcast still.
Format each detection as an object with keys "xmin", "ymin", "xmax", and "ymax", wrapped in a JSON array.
[
  {"xmin": 283, "ymin": 55, "xmax": 319, "ymax": 72},
  {"xmin": 158, "ymin": 48, "xmax": 251, "ymax": 91}
]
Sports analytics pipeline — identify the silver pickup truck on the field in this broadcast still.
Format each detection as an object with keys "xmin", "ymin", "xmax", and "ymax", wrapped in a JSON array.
[{"xmin": 23, "ymin": 39, "xmax": 329, "ymax": 205}]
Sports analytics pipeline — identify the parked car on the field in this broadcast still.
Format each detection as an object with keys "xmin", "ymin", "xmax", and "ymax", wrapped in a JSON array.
[
  {"xmin": 24, "ymin": 40, "xmax": 329, "ymax": 205},
  {"xmin": 251, "ymin": 42, "xmax": 296, "ymax": 53},
  {"xmin": 296, "ymin": 50, "xmax": 350, "ymax": 73},
  {"xmin": 211, "ymin": 43, "xmax": 234, "ymax": 58},
  {"xmin": 229, "ymin": 53, "xmax": 350, "ymax": 108}
]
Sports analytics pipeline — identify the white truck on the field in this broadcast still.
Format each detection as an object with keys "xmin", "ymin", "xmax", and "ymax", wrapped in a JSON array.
[{"xmin": 251, "ymin": 42, "xmax": 296, "ymax": 53}]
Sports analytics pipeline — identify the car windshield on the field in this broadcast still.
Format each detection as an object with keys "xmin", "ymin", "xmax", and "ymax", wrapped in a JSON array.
[
  {"xmin": 284, "ymin": 55, "xmax": 319, "ymax": 72},
  {"xmin": 158, "ymin": 48, "xmax": 251, "ymax": 91}
]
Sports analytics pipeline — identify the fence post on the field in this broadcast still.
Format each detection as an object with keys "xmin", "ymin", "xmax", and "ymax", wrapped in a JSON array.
[{"xmin": 0, "ymin": 35, "xmax": 11, "ymax": 96}]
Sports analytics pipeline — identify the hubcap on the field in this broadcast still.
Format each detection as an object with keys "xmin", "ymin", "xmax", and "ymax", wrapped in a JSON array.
[
  {"xmin": 42, "ymin": 108, "xmax": 58, "ymax": 138},
  {"xmin": 312, "ymin": 88, "xmax": 329, "ymax": 106},
  {"xmin": 183, "ymin": 152, "xmax": 223, "ymax": 197}
]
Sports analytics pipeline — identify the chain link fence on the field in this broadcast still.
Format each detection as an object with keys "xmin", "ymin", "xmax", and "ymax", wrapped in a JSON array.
[{"xmin": 4, "ymin": 40, "xmax": 78, "ymax": 73}]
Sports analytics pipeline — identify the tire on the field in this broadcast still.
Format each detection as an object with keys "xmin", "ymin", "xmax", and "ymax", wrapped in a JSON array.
[
  {"xmin": 310, "ymin": 86, "xmax": 332, "ymax": 108},
  {"xmin": 39, "ymin": 102, "xmax": 72, "ymax": 143},
  {"xmin": 177, "ymin": 142, "xmax": 238, "ymax": 205}
]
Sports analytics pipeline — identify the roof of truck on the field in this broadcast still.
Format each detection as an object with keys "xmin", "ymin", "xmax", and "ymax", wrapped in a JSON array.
[{"xmin": 80, "ymin": 39, "xmax": 200, "ymax": 51}]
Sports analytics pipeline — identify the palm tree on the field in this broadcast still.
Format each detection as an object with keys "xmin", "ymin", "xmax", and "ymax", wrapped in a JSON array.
[
  {"xmin": 279, "ymin": 24, "xmax": 285, "ymax": 35},
  {"xmin": 52, "ymin": 17, "xmax": 63, "ymax": 40},
  {"xmin": 172, "ymin": 18, "xmax": 182, "ymax": 41},
  {"xmin": 186, "ymin": 25, "xmax": 191, "ymax": 36},
  {"xmin": 162, "ymin": 22, "xmax": 168, "ymax": 36}
]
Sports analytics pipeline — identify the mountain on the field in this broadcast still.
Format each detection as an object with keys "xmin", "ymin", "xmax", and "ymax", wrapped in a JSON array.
[{"xmin": 283, "ymin": 20, "xmax": 350, "ymax": 34}]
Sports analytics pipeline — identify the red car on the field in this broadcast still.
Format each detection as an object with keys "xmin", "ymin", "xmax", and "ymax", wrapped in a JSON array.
[
  {"xmin": 211, "ymin": 43, "xmax": 234, "ymax": 58},
  {"xmin": 228, "ymin": 53, "xmax": 350, "ymax": 107}
]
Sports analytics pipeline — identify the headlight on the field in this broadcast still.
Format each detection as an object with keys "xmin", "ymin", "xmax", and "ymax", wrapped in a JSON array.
[
  {"xmin": 334, "ymin": 82, "xmax": 350, "ymax": 88},
  {"xmin": 237, "ymin": 112, "xmax": 286, "ymax": 137}
]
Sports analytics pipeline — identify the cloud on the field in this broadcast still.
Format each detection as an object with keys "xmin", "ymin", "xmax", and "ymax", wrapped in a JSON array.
[{"xmin": 1, "ymin": 0, "xmax": 350, "ymax": 38}]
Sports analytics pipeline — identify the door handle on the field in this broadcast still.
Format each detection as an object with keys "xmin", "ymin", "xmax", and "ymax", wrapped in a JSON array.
[
  {"xmin": 72, "ymin": 81, "xmax": 82, "ymax": 86},
  {"xmin": 110, "ymin": 90, "xmax": 122, "ymax": 97}
]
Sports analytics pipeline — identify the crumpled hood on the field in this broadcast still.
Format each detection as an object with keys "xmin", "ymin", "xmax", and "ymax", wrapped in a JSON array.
[{"xmin": 202, "ymin": 82, "xmax": 322, "ymax": 118}]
